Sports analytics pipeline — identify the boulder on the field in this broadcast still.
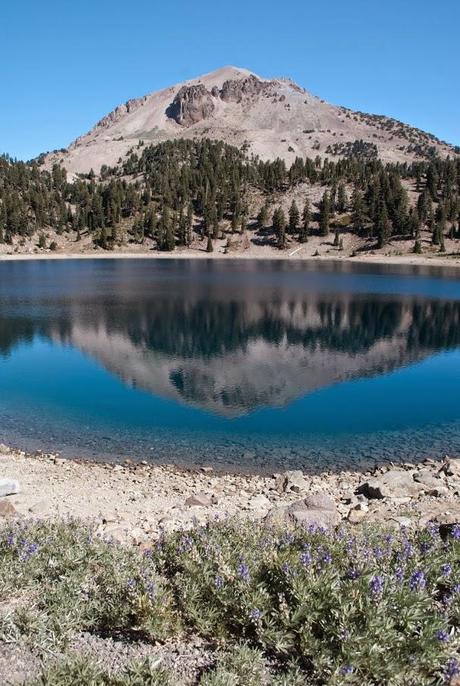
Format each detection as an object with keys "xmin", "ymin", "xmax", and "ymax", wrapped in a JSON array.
[
  {"xmin": 275, "ymin": 470, "xmax": 308, "ymax": 493},
  {"xmin": 356, "ymin": 470, "xmax": 424, "ymax": 500},
  {"xmin": 185, "ymin": 493, "xmax": 213, "ymax": 507},
  {"xmin": 0, "ymin": 499, "xmax": 16, "ymax": 518},
  {"xmin": 0, "ymin": 478, "xmax": 20, "ymax": 497},
  {"xmin": 266, "ymin": 493, "xmax": 339, "ymax": 530},
  {"xmin": 442, "ymin": 458, "xmax": 460, "ymax": 478},
  {"xmin": 413, "ymin": 470, "xmax": 442, "ymax": 488}
]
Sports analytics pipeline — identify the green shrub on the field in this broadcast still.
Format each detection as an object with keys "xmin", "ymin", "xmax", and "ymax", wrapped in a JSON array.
[{"xmin": 1, "ymin": 518, "xmax": 460, "ymax": 684}]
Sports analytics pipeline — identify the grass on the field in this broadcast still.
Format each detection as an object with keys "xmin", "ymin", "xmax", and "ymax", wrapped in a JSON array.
[{"xmin": 1, "ymin": 517, "xmax": 460, "ymax": 684}]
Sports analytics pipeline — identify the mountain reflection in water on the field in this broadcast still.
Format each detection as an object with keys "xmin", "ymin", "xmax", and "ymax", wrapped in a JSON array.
[{"xmin": 1, "ymin": 259, "xmax": 460, "ymax": 418}]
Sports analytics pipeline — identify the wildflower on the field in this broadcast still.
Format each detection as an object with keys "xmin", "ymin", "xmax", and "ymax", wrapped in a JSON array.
[
  {"xmin": 214, "ymin": 575, "xmax": 224, "ymax": 589},
  {"xmin": 370, "ymin": 575, "xmax": 384, "ymax": 596},
  {"xmin": 394, "ymin": 567, "xmax": 404, "ymax": 583},
  {"xmin": 437, "ymin": 629, "xmax": 450, "ymax": 643},
  {"xmin": 300, "ymin": 550, "xmax": 312, "ymax": 566},
  {"xmin": 281, "ymin": 561, "xmax": 291, "ymax": 574},
  {"xmin": 347, "ymin": 568, "xmax": 360, "ymax": 580},
  {"xmin": 444, "ymin": 658, "xmax": 459, "ymax": 682},
  {"xmin": 441, "ymin": 563, "xmax": 453, "ymax": 577},
  {"xmin": 249, "ymin": 608, "xmax": 262, "ymax": 620},
  {"xmin": 451, "ymin": 525, "xmax": 460, "ymax": 540},
  {"xmin": 146, "ymin": 582, "xmax": 156, "ymax": 600},
  {"xmin": 237, "ymin": 563, "xmax": 250, "ymax": 581},
  {"xmin": 340, "ymin": 665, "xmax": 354, "ymax": 675},
  {"xmin": 321, "ymin": 551, "xmax": 332, "ymax": 565},
  {"xmin": 126, "ymin": 578, "xmax": 137, "ymax": 590},
  {"xmin": 409, "ymin": 570, "xmax": 426, "ymax": 591}
]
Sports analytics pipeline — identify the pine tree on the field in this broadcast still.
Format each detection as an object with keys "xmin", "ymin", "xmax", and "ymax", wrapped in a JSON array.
[
  {"xmin": 351, "ymin": 187, "xmax": 366, "ymax": 234},
  {"xmin": 206, "ymin": 235, "xmax": 214, "ymax": 253},
  {"xmin": 336, "ymin": 182, "xmax": 348, "ymax": 213},
  {"xmin": 299, "ymin": 199, "xmax": 310, "ymax": 242},
  {"xmin": 376, "ymin": 202, "xmax": 391, "ymax": 248},
  {"xmin": 257, "ymin": 203, "xmax": 269, "ymax": 229},
  {"xmin": 319, "ymin": 191, "xmax": 331, "ymax": 236},
  {"xmin": 272, "ymin": 207, "xmax": 286, "ymax": 249},
  {"xmin": 288, "ymin": 200, "xmax": 300, "ymax": 235}
]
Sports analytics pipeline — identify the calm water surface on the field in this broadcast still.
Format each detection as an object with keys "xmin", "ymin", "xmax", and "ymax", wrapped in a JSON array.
[{"xmin": 0, "ymin": 258, "xmax": 459, "ymax": 471}]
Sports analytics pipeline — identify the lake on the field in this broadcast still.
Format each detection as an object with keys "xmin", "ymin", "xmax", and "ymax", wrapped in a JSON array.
[{"xmin": 0, "ymin": 258, "xmax": 459, "ymax": 472}]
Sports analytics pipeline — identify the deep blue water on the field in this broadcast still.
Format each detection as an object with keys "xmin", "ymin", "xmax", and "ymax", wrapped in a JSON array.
[{"xmin": 0, "ymin": 258, "xmax": 459, "ymax": 471}]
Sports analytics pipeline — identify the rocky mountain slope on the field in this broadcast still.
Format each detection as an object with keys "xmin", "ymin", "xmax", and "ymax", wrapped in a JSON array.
[{"xmin": 46, "ymin": 66, "xmax": 457, "ymax": 176}]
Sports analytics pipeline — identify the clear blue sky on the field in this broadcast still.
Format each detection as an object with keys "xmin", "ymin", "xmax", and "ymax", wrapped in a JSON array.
[{"xmin": 1, "ymin": 0, "xmax": 459, "ymax": 161}]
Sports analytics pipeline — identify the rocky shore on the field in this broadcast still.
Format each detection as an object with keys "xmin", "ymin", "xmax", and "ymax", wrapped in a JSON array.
[{"xmin": 2, "ymin": 444, "xmax": 460, "ymax": 543}]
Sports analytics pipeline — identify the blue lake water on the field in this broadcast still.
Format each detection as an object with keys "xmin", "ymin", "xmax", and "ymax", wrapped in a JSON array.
[{"xmin": 0, "ymin": 258, "xmax": 459, "ymax": 472}]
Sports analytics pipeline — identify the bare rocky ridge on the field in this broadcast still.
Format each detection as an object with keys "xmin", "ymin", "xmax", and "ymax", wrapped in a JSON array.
[{"xmin": 45, "ymin": 66, "xmax": 458, "ymax": 176}]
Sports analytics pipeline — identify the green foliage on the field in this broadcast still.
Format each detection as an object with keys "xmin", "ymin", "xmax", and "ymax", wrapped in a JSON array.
[
  {"xmin": 2, "ymin": 519, "xmax": 460, "ymax": 684},
  {"xmin": 29, "ymin": 656, "xmax": 174, "ymax": 686},
  {"xmin": 0, "ymin": 143, "xmax": 459, "ymax": 253}
]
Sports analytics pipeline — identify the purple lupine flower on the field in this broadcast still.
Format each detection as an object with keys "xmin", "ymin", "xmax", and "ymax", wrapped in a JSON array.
[
  {"xmin": 237, "ymin": 563, "xmax": 250, "ymax": 581},
  {"xmin": 444, "ymin": 658, "xmax": 459, "ymax": 682},
  {"xmin": 409, "ymin": 570, "xmax": 426, "ymax": 591},
  {"xmin": 6, "ymin": 533, "xmax": 15, "ymax": 547},
  {"xmin": 249, "ymin": 608, "xmax": 262, "ymax": 620},
  {"xmin": 347, "ymin": 568, "xmax": 360, "ymax": 580},
  {"xmin": 300, "ymin": 550, "xmax": 312, "ymax": 566},
  {"xmin": 437, "ymin": 629, "xmax": 450, "ymax": 643},
  {"xmin": 441, "ymin": 563, "xmax": 453, "ymax": 577},
  {"xmin": 451, "ymin": 525, "xmax": 460, "ymax": 540},
  {"xmin": 453, "ymin": 584, "xmax": 460, "ymax": 594},
  {"xmin": 214, "ymin": 575, "xmax": 224, "ymax": 589},
  {"xmin": 370, "ymin": 575, "xmax": 384, "ymax": 595},
  {"xmin": 394, "ymin": 567, "xmax": 404, "ymax": 584},
  {"xmin": 147, "ymin": 582, "xmax": 156, "ymax": 600},
  {"xmin": 340, "ymin": 665, "xmax": 354, "ymax": 675},
  {"xmin": 322, "ymin": 551, "xmax": 332, "ymax": 565},
  {"xmin": 126, "ymin": 578, "xmax": 136, "ymax": 590},
  {"xmin": 281, "ymin": 561, "xmax": 291, "ymax": 574}
]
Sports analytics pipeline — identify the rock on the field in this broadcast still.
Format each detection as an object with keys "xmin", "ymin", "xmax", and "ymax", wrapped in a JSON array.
[
  {"xmin": 442, "ymin": 458, "xmax": 460, "ymax": 477},
  {"xmin": 356, "ymin": 470, "xmax": 423, "ymax": 500},
  {"xmin": 166, "ymin": 84, "xmax": 215, "ymax": 126},
  {"xmin": 200, "ymin": 466, "xmax": 213, "ymax": 473},
  {"xmin": 0, "ymin": 444, "xmax": 11, "ymax": 453},
  {"xmin": 0, "ymin": 499, "xmax": 17, "ymax": 517},
  {"xmin": 275, "ymin": 470, "xmax": 308, "ymax": 493},
  {"xmin": 247, "ymin": 494, "xmax": 271, "ymax": 510},
  {"xmin": 303, "ymin": 493, "xmax": 336, "ymax": 511},
  {"xmin": 266, "ymin": 493, "xmax": 339, "ymax": 530},
  {"xmin": 220, "ymin": 75, "xmax": 269, "ymax": 103},
  {"xmin": 0, "ymin": 478, "xmax": 20, "ymax": 497},
  {"xmin": 347, "ymin": 508, "xmax": 367, "ymax": 524},
  {"xmin": 413, "ymin": 470, "xmax": 442, "ymax": 488},
  {"xmin": 185, "ymin": 493, "xmax": 213, "ymax": 507}
]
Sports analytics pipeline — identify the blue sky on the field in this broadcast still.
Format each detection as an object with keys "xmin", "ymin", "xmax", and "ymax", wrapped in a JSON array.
[{"xmin": 1, "ymin": 0, "xmax": 459, "ymax": 160}]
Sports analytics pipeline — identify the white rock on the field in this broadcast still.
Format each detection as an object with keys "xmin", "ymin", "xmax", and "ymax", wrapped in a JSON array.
[{"xmin": 0, "ymin": 478, "xmax": 20, "ymax": 497}]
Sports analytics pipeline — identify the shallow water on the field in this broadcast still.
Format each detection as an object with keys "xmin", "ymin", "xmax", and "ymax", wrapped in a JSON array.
[{"xmin": 0, "ymin": 258, "xmax": 459, "ymax": 471}]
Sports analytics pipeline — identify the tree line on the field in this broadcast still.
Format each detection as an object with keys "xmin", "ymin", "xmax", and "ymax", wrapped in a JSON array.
[{"xmin": 0, "ymin": 140, "xmax": 459, "ymax": 252}]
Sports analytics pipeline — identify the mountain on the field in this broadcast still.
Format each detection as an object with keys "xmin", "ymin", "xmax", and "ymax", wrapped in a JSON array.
[{"xmin": 46, "ymin": 66, "xmax": 457, "ymax": 176}]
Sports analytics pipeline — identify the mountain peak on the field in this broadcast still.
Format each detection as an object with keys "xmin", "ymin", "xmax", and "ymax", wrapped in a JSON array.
[{"xmin": 46, "ymin": 67, "xmax": 457, "ymax": 176}]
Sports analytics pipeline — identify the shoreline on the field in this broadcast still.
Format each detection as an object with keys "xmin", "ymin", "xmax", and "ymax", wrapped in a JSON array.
[
  {"xmin": 1, "ymin": 249, "xmax": 460, "ymax": 271},
  {"xmin": 2, "ymin": 443, "xmax": 460, "ymax": 544}
]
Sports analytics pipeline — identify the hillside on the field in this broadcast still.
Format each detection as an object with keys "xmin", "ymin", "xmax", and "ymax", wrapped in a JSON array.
[{"xmin": 45, "ymin": 66, "xmax": 458, "ymax": 177}]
